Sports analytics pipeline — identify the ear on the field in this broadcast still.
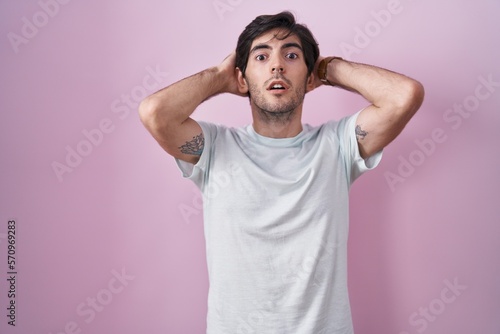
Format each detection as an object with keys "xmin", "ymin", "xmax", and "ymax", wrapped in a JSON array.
[
  {"xmin": 236, "ymin": 67, "xmax": 249, "ymax": 94},
  {"xmin": 305, "ymin": 72, "xmax": 316, "ymax": 93}
]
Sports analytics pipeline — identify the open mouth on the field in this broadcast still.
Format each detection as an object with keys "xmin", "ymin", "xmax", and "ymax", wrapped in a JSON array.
[
  {"xmin": 270, "ymin": 83, "xmax": 285, "ymax": 90},
  {"xmin": 267, "ymin": 81, "xmax": 288, "ymax": 91}
]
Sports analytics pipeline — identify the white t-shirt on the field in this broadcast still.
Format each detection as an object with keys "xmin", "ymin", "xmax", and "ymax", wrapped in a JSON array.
[{"xmin": 176, "ymin": 111, "xmax": 382, "ymax": 334}]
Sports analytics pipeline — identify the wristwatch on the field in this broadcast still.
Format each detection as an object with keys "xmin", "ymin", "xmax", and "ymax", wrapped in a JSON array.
[{"xmin": 318, "ymin": 56, "xmax": 343, "ymax": 86}]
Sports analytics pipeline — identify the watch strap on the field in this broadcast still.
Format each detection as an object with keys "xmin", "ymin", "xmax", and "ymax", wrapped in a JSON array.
[{"xmin": 318, "ymin": 56, "xmax": 343, "ymax": 86}]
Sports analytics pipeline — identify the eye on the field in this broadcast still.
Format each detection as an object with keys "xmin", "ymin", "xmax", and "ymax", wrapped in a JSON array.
[
  {"xmin": 286, "ymin": 53, "xmax": 299, "ymax": 59},
  {"xmin": 255, "ymin": 54, "xmax": 267, "ymax": 61}
]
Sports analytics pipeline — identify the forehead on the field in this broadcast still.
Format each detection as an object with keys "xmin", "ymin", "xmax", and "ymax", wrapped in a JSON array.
[{"xmin": 250, "ymin": 28, "xmax": 302, "ymax": 50}]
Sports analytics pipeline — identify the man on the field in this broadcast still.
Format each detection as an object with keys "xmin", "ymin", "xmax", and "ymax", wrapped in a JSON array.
[{"xmin": 139, "ymin": 11, "xmax": 424, "ymax": 334}]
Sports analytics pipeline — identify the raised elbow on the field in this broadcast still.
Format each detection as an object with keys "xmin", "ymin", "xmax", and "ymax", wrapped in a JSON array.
[
  {"xmin": 138, "ymin": 97, "xmax": 155, "ymax": 125},
  {"xmin": 389, "ymin": 79, "xmax": 424, "ymax": 122},
  {"xmin": 138, "ymin": 96, "xmax": 167, "ymax": 133},
  {"xmin": 403, "ymin": 79, "xmax": 425, "ymax": 111}
]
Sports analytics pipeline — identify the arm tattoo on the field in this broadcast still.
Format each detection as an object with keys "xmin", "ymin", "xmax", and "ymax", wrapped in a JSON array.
[
  {"xmin": 355, "ymin": 125, "xmax": 368, "ymax": 141},
  {"xmin": 179, "ymin": 133, "xmax": 204, "ymax": 155}
]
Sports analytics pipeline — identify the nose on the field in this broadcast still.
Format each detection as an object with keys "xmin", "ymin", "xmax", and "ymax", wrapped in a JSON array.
[
  {"xmin": 271, "ymin": 56, "xmax": 285, "ymax": 74},
  {"xmin": 270, "ymin": 53, "xmax": 285, "ymax": 74}
]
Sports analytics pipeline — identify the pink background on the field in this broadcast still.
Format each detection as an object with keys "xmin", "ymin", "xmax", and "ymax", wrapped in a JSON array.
[{"xmin": 1, "ymin": 1, "xmax": 499, "ymax": 333}]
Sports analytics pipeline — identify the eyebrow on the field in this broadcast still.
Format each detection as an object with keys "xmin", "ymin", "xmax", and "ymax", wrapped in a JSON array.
[{"xmin": 250, "ymin": 42, "xmax": 303, "ymax": 54}]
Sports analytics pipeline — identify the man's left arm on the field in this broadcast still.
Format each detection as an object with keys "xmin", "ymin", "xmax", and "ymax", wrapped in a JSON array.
[{"xmin": 318, "ymin": 57, "xmax": 425, "ymax": 159}]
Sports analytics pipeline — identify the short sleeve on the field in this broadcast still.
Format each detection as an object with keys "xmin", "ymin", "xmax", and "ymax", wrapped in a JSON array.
[
  {"xmin": 334, "ymin": 110, "xmax": 383, "ymax": 185},
  {"xmin": 175, "ymin": 121, "xmax": 218, "ymax": 189}
]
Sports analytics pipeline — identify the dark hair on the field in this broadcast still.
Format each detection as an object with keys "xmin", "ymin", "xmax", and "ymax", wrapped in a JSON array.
[{"xmin": 235, "ymin": 11, "xmax": 319, "ymax": 77}]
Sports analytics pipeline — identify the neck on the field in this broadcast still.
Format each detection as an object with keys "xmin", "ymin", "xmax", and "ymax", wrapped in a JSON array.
[{"xmin": 251, "ymin": 105, "xmax": 303, "ymax": 138}]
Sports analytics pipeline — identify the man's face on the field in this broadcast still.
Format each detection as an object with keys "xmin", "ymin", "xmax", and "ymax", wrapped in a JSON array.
[{"xmin": 240, "ymin": 28, "xmax": 313, "ymax": 123}]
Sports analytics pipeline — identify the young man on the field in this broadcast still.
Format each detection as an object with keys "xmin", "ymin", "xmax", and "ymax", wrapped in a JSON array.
[{"xmin": 139, "ymin": 11, "xmax": 424, "ymax": 334}]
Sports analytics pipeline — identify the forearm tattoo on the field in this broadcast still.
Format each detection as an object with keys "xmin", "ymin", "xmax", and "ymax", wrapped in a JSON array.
[
  {"xmin": 179, "ymin": 133, "xmax": 204, "ymax": 155},
  {"xmin": 355, "ymin": 125, "xmax": 368, "ymax": 141}
]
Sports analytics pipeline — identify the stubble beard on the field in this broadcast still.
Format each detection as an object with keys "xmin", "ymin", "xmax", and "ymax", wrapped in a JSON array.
[{"xmin": 248, "ymin": 79, "xmax": 307, "ymax": 125}]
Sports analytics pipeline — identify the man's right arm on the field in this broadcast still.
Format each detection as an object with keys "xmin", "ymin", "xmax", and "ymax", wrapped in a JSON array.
[{"xmin": 138, "ymin": 52, "xmax": 244, "ymax": 164}]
